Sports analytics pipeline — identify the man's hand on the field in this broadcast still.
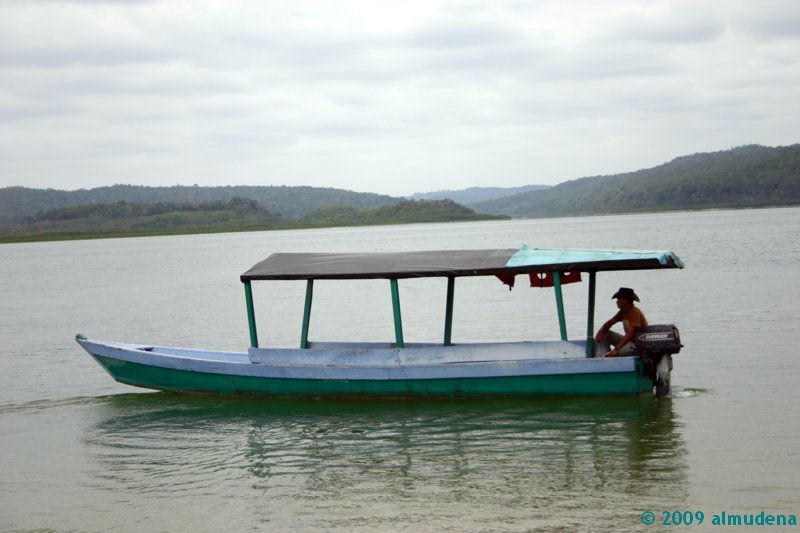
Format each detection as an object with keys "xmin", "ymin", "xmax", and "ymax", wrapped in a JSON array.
[{"xmin": 607, "ymin": 348, "xmax": 618, "ymax": 358}]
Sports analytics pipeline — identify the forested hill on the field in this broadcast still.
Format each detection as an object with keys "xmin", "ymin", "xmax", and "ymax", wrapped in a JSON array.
[
  {"xmin": 471, "ymin": 144, "xmax": 800, "ymax": 217},
  {"xmin": 4, "ymin": 144, "xmax": 798, "ymax": 226},
  {"xmin": 0, "ymin": 184, "xmax": 400, "ymax": 225},
  {"xmin": 301, "ymin": 199, "xmax": 502, "ymax": 226},
  {"xmin": 1, "ymin": 198, "xmax": 505, "ymax": 242}
]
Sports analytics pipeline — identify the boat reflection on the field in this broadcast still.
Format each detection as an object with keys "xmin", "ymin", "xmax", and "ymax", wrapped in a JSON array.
[{"xmin": 84, "ymin": 393, "xmax": 688, "ymax": 524}]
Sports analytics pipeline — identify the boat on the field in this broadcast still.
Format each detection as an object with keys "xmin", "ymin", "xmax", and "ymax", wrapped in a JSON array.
[{"xmin": 76, "ymin": 245, "xmax": 685, "ymax": 398}]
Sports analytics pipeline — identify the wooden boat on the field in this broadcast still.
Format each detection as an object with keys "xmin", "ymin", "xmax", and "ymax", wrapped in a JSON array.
[{"xmin": 76, "ymin": 245, "xmax": 684, "ymax": 397}]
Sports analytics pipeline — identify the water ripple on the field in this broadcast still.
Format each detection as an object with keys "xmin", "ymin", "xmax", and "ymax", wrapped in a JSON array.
[{"xmin": 70, "ymin": 392, "xmax": 691, "ymax": 530}]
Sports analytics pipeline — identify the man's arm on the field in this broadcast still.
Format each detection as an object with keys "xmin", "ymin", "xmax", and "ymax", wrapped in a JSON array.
[
  {"xmin": 607, "ymin": 325, "xmax": 636, "ymax": 357},
  {"xmin": 594, "ymin": 310, "xmax": 623, "ymax": 342}
]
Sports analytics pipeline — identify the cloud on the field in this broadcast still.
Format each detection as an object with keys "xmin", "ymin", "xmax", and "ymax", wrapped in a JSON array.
[
  {"xmin": 730, "ymin": 0, "xmax": 800, "ymax": 39},
  {"xmin": 406, "ymin": 19, "xmax": 527, "ymax": 48},
  {"xmin": 604, "ymin": 7, "xmax": 725, "ymax": 44},
  {"xmin": 0, "ymin": 0, "xmax": 798, "ymax": 194}
]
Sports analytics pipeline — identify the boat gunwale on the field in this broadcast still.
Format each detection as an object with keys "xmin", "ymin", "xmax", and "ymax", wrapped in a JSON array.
[{"xmin": 78, "ymin": 338, "xmax": 640, "ymax": 382}]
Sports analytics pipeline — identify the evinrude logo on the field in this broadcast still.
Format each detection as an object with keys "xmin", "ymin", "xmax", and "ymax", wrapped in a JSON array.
[{"xmin": 641, "ymin": 333, "xmax": 670, "ymax": 341}]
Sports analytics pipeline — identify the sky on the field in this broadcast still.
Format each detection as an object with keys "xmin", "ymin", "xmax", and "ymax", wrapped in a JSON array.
[{"xmin": 1, "ymin": 0, "xmax": 799, "ymax": 196}]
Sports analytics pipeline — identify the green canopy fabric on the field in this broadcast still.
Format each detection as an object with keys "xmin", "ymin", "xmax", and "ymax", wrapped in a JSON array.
[{"xmin": 505, "ymin": 245, "xmax": 684, "ymax": 271}]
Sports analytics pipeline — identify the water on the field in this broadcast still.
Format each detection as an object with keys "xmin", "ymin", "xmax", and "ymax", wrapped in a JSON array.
[{"xmin": 1, "ymin": 208, "xmax": 799, "ymax": 531}]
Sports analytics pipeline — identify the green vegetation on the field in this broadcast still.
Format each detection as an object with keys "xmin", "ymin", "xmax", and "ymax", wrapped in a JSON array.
[
  {"xmin": 302, "ymin": 199, "xmax": 500, "ymax": 226},
  {"xmin": 11, "ymin": 197, "xmax": 281, "ymax": 235},
  {"xmin": 0, "ymin": 198, "xmax": 505, "ymax": 243},
  {"xmin": 0, "ymin": 184, "xmax": 400, "ymax": 225},
  {"xmin": 471, "ymin": 144, "xmax": 800, "ymax": 217}
]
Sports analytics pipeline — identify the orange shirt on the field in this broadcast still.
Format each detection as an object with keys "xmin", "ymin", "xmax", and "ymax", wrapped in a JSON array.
[{"xmin": 622, "ymin": 306, "xmax": 648, "ymax": 330}]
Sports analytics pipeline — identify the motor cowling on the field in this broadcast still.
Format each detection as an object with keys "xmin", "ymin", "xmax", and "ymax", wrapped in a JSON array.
[
  {"xmin": 634, "ymin": 325, "xmax": 682, "ymax": 397},
  {"xmin": 634, "ymin": 324, "xmax": 682, "ymax": 356}
]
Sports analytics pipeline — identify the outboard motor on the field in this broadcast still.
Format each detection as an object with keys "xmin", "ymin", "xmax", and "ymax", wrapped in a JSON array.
[{"xmin": 634, "ymin": 325, "xmax": 682, "ymax": 397}]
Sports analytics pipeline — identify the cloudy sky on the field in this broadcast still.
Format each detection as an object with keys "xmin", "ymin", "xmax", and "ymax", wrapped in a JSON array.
[{"xmin": 1, "ymin": 0, "xmax": 799, "ymax": 195}]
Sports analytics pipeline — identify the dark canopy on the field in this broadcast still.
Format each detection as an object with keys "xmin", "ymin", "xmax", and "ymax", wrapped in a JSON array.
[{"xmin": 241, "ymin": 247, "xmax": 684, "ymax": 281}]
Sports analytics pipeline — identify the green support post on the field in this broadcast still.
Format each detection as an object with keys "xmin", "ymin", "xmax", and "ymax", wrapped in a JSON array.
[
  {"xmin": 553, "ymin": 271, "xmax": 568, "ymax": 341},
  {"xmin": 443, "ymin": 276, "xmax": 455, "ymax": 346},
  {"xmin": 586, "ymin": 271, "xmax": 596, "ymax": 358},
  {"xmin": 390, "ymin": 278, "xmax": 404, "ymax": 348},
  {"xmin": 300, "ymin": 279, "xmax": 314, "ymax": 349},
  {"xmin": 243, "ymin": 281, "xmax": 259, "ymax": 348}
]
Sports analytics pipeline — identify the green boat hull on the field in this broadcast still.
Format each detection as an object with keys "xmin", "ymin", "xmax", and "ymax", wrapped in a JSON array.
[{"xmin": 95, "ymin": 355, "xmax": 654, "ymax": 397}]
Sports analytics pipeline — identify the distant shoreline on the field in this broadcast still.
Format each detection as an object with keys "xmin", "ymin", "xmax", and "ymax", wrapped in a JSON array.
[
  {"xmin": 0, "ymin": 217, "xmax": 503, "ymax": 244},
  {"xmin": 0, "ymin": 203, "xmax": 796, "ymax": 245},
  {"xmin": 507, "ymin": 201, "xmax": 800, "ymax": 220}
]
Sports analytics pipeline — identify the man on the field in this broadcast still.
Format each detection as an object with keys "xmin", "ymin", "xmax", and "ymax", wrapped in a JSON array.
[{"xmin": 595, "ymin": 287, "xmax": 647, "ymax": 358}]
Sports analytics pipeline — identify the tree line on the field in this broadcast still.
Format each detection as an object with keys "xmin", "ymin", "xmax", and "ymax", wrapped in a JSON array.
[
  {"xmin": 2, "ymin": 198, "xmax": 504, "ymax": 240},
  {"xmin": 0, "ymin": 184, "xmax": 400, "ymax": 225}
]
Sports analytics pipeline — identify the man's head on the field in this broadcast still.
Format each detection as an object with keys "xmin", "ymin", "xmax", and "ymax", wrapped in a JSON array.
[{"xmin": 612, "ymin": 287, "xmax": 639, "ymax": 309}]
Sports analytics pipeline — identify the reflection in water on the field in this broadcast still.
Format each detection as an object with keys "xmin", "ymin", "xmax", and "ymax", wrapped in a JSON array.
[{"xmin": 83, "ymin": 393, "xmax": 689, "ymax": 529}]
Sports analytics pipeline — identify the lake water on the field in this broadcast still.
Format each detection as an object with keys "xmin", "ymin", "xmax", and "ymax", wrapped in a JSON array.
[{"xmin": 1, "ymin": 207, "xmax": 799, "ymax": 531}]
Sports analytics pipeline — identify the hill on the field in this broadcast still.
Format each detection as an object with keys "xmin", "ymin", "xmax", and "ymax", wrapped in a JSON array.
[
  {"xmin": 301, "ymin": 199, "xmax": 503, "ymax": 226},
  {"xmin": 8, "ymin": 197, "xmax": 282, "ymax": 236},
  {"xmin": 0, "ymin": 198, "xmax": 506, "ymax": 242},
  {"xmin": 471, "ymin": 144, "xmax": 800, "ymax": 217},
  {"xmin": 410, "ymin": 185, "xmax": 549, "ymax": 204},
  {"xmin": 0, "ymin": 184, "xmax": 401, "ymax": 225}
]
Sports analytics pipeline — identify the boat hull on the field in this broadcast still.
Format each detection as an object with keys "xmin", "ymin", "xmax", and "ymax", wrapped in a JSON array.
[{"xmin": 83, "ymin": 339, "xmax": 654, "ymax": 398}]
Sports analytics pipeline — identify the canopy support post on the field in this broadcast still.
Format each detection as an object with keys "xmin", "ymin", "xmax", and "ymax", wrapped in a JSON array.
[
  {"xmin": 390, "ymin": 278, "xmax": 404, "ymax": 348},
  {"xmin": 300, "ymin": 279, "xmax": 314, "ymax": 349},
  {"xmin": 586, "ymin": 271, "xmax": 596, "ymax": 357},
  {"xmin": 444, "ymin": 276, "xmax": 455, "ymax": 346},
  {"xmin": 243, "ymin": 281, "xmax": 259, "ymax": 348},
  {"xmin": 553, "ymin": 271, "xmax": 568, "ymax": 341}
]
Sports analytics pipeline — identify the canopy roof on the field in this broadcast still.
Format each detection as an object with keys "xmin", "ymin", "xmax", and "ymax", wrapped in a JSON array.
[{"xmin": 241, "ymin": 246, "xmax": 683, "ymax": 281}]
